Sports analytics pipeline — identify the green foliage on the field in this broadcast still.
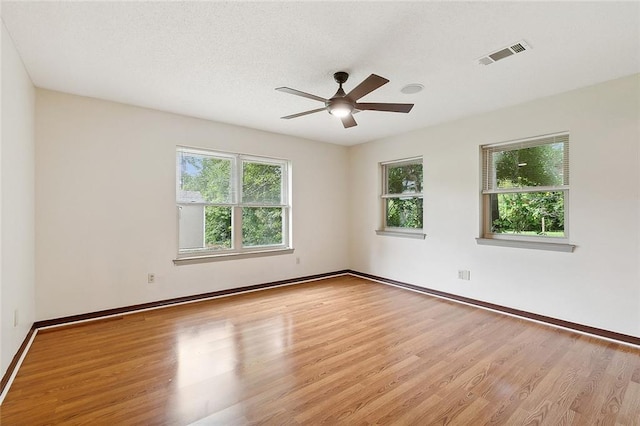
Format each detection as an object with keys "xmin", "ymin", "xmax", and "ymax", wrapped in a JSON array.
[
  {"xmin": 204, "ymin": 206, "xmax": 232, "ymax": 249},
  {"xmin": 386, "ymin": 198, "xmax": 423, "ymax": 228},
  {"xmin": 242, "ymin": 207, "xmax": 283, "ymax": 246},
  {"xmin": 494, "ymin": 143, "xmax": 564, "ymax": 188},
  {"xmin": 387, "ymin": 163, "xmax": 423, "ymax": 194},
  {"xmin": 180, "ymin": 155, "xmax": 231, "ymax": 203},
  {"xmin": 491, "ymin": 191, "xmax": 564, "ymax": 235},
  {"xmin": 243, "ymin": 162, "xmax": 282, "ymax": 203}
]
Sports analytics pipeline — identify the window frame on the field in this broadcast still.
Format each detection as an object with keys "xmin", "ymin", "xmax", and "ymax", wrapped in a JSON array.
[
  {"xmin": 175, "ymin": 146, "xmax": 292, "ymax": 261},
  {"xmin": 478, "ymin": 132, "xmax": 574, "ymax": 251},
  {"xmin": 376, "ymin": 156, "xmax": 426, "ymax": 239}
]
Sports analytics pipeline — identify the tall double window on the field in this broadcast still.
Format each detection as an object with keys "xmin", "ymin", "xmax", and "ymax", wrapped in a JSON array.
[
  {"xmin": 378, "ymin": 157, "xmax": 424, "ymax": 237},
  {"xmin": 481, "ymin": 133, "xmax": 569, "ymax": 242},
  {"xmin": 176, "ymin": 147, "xmax": 291, "ymax": 257}
]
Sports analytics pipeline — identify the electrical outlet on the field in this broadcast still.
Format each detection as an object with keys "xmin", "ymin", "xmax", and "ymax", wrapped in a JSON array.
[
  {"xmin": 14, "ymin": 309, "xmax": 19, "ymax": 327},
  {"xmin": 296, "ymin": 257, "xmax": 301, "ymax": 265},
  {"xmin": 458, "ymin": 270, "xmax": 471, "ymax": 281},
  {"xmin": 148, "ymin": 273, "xmax": 156, "ymax": 284}
]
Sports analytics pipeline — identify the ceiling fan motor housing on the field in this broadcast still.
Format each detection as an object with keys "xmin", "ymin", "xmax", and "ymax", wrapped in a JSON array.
[{"xmin": 333, "ymin": 71, "xmax": 349, "ymax": 84}]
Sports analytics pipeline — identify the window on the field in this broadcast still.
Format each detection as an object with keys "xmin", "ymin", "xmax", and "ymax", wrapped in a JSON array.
[
  {"xmin": 480, "ymin": 133, "xmax": 570, "ymax": 247},
  {"xmin": 176, "ymin": 147, "xmax": 291, "ymax": 258},
  {"xmin": 377, "ymin": 157, "xmax": 425, "ymax": 238}
]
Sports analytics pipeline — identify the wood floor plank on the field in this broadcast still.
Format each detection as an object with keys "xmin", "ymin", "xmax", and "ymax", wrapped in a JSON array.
[
  {"xmin": 1, "ymin": 276, "xmax": 639, "ymax": 425},
  {"xmin": 617, "ymin": 381, "xmax": 640, "ymax": 425}
]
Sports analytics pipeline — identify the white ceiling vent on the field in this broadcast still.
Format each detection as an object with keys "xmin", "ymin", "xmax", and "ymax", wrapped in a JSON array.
[{"xmin": 477, "ymin": 40, "xmax": 531, "ymax": 65}]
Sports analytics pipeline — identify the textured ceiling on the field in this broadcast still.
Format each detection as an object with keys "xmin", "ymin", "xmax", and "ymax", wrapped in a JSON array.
[{"xmin": 2, "ymin": 1, "xmax": 639, "ymax": 146}]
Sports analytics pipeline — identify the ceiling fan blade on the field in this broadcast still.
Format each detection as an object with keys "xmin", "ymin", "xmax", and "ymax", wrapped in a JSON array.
[
  {"xmin": 355, "ymin": 102, "xmax": 414, "ymax": 113},
  {"xmin": 276, "ymin": 87, "xmax": 327, "ymax": 103},
  {"xmin": 281, "ymin": 107, "xmax": 327, "ymax": 120},
  {"xmin": 341, "ymin": 114, "xmax": 357, "ymax": 128},
  {"xmin": 346, "ymin": 74, "xmax": 389, "ymax": 101}
]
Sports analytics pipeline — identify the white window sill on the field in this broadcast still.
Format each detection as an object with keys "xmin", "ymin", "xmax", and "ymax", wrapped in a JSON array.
[
  {"xmin": 375, "ymin": 230, "xmax": 426, "ymax": 240},
  {"xmin": 476, "ymin": 238, "xmax": 575, "ymax": 252},
  {"xmin": 174, "ymin": 248, "xmax": 294, "ymax": 265}
]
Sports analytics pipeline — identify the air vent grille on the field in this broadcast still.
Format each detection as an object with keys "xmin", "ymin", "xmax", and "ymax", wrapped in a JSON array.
[
  {"xmin": 489, "ymin": 48, "xmax": 513, "ymax": 62},
  {"xmin": 477, "ymin": 40, "xmax": 531, "ymax": 65},
  {"xmin": 510, "ymin": 43, "xmax": 526, "ymax": 53}
]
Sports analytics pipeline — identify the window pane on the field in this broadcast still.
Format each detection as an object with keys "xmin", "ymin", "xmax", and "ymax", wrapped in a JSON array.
[
  {"xmin": 493, "ymin": 143, "xmax": 564, "ymax": 189},
  {"xmin": 490, "ymin": 191, "xmax": 565, "ymax": 237},
  {"xmin": 242, "ymin": 207, "xmax": 283, "ymax": 247},
  {"xmin": 178, "ymin": 204, "xmax": 206, "ymax": 251},
  {"xmin": 243, "ymin": 162, "xmax": 283, "ymax": 204},
  {"xmin": 178, "ymin": 152, "xmax": 232, "ymax": 203},
  {"xmin": 386, "ymin": 197, "xmax": 423, "ymax": 229},
  {"xmin": 205, "ymin": 206, "xmax": 232, "ymax": 249},
  {"xmin": 178, "ymin": 205, "xmax": 232, "ymax": 251},
  {"xmin": 386, "ymin": 163, "xmax": 423, "ymax": 194}
]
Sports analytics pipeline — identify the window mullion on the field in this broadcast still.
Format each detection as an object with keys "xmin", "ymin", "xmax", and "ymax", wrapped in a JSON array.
[
  {"xmin": 282, "ymin": 206, "xmax": 289, "ymax": 247},
  {"xmin": 234, "ymin": 157, "xmax": 243, "ymax": 250},
  {"xmin": 232, "ymin": 206, "xmax": 242, "ymax": 250}
]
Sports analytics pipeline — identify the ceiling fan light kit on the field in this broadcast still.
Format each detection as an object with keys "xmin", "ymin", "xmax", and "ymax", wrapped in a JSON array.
[
  {"xmin": 328, "ymin": 102, "xmax": 352, "ymax": 118},
  {"xmin": 276, "ymin": 71, "xmax": 414, "ymax": 129}
]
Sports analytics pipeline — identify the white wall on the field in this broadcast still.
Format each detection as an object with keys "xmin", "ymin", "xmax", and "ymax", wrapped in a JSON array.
[
  {"xmin": 348, "ymin": 74, "xmax": 640, "ymax": 338},
  {"xmin": 1, "ymin": 22, "xmax": 36, "ymax": 375},
  {"xmin": 35, "ymin": 90, "xmax": 349, "ymax": 320}
]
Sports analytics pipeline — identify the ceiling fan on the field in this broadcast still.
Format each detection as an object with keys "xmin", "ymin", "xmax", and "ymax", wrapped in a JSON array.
[{"xmin": 276, "ymin": 72, "xmax": 414, "ymax": 128}]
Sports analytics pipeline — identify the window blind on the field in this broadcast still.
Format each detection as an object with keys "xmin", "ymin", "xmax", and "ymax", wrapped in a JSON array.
[{"xmin": 482, "ymin": 133, "xmax": 569, "ymax": 192}]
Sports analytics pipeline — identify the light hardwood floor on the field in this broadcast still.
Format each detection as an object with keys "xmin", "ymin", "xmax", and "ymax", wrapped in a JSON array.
[{"xmin": 1, "ymin": 276, "xmax": 639, "ymax": 425}]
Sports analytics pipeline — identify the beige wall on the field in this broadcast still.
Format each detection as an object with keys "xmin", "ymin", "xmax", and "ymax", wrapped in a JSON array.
[
  {"xmin": 35, "ymin": 89, "xmax": 350, "ymax": 320},
  {"xmin": 33, "ymin": 74, "xmax": 640, "ymax": 337},
  {"xmin": 1, "ymin": 22, "xmax": 36, "ymax": 375},
  {"xmin": 348, "ymin": 74, "xmax": 640, "ymax": 337}
]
